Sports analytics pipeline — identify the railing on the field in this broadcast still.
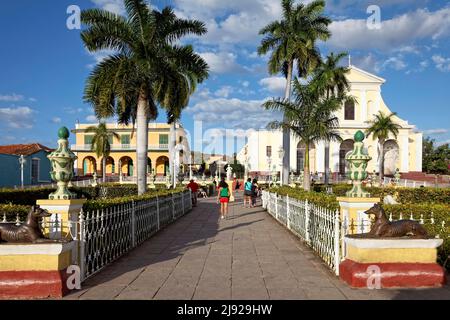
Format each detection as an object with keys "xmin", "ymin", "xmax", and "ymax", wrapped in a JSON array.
[
  {"xmin": 262, "ymin": 191, "xmax": 340, "ymax": 275},
  {"xmin": 13, "ymin": 178, "xmax": 96, "ymax": 190},
  {"xmin": 383, "ymin": 177, "xmax": 450, "ymax": 188},
  {"xmin": 262, "ymin": 190, "xmax": 446, "ymax": 275},
  {"xmin": 75, "ymin": 190, "xmax": 192, "ymax": 280},
  {"xmin": 71, "ymin": 144, "xmax": 169, "ymax": 151}
]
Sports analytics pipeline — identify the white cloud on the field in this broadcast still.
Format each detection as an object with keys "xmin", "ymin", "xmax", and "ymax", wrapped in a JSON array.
[
  {"xmin": 381, "ymin": 56, "xmax": 407, "ymax": 71},
  {"xmin": 436, "ymin": 139, "xmax": 450, "ymax": 146},
  {"xmin": 90, "ymin": 0, "xmax": 125, "ymax": 15},
  {"xmin": 423, "ymin": 128, "xmax": 448, "ymax": 135},
  {"xmin": 186, "ymin": 97, "xmax": 281, "ymax": 130},
  {"xmin": 199, "ymin": 51, "xmax": 245, "ymax": 74},
  {"xmin": 0, "ymin": 93, "xmax": 24, "ymax": 102},
  {"xmin": 432, "ymin": 55, "xmax": 450, "ymax": 72},
  {"xmin": 329, "ymin": 8, "xmax": 450, "ymax": 51},
  {"xmin": 86, "ymin": 115, "xmax": 98, "ymax": 123},
  {"xmin": 64, "ymin": 107, "xmax": 84, "ymax": 114},
  {"xmin": 0, "ymin": 107, "xmax": 35, "ymax": 129},
  {"xmin": 51, "ymin": 117, "xmax": 62, "ymax": 124},
  {"xmin": 214, "ymin": 86, "xmax": 234, "ymax": 98},
  {"xmin": 259, "ymin": 77, "xmax": 286, "ymax": 95}
]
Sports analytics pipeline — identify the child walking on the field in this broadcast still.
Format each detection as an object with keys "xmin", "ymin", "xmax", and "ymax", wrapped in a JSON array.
[{"xmin": 217, "ymin": 177, "xmax": 231, "ymax": 219}]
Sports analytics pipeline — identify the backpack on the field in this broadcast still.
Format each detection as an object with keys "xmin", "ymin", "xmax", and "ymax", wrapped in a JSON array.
[
  {"xmin": 245, "ymin": 182, "xmax": 252, "ymax": 191},
  {"xmin": 220, "ymin": 187, "xmax": 229, "ymax": 198}
]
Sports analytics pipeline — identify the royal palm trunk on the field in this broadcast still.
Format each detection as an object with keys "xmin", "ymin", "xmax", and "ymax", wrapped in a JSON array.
[
  {"xmin": 102, "ymin": 156, "xmax": 106, "ymax": 183},
  {"xmin": 282, "ymin": 60, "xmax": 293, "ymax": 185},
  {"xmin": 169, "ymin": 121, "xmax": 176, "ymax": 188},
  {"xmin": 378, "ymin": 138, "xmax": 385, "ymax": 181},
  {"xmin": 136, "ymin": 89, "xmax": 149, "ymax": 195}
]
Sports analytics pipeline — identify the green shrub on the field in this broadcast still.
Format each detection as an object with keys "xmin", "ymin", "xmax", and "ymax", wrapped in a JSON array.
[
  {"xmin": 0, "ymin": 188, "xmax": 56, "ymax": 205},
  {"xmin": 314, "ymin": 184, "xmax": 450, "ymax": 205},
  {"xmin": 269, "ymin": 186, "xmax": 339, "ymax": 211},
  {"xmin": 0, "ymin": 204, "xmax": 30, "ymax": 221},
  {"xmin": 83, "ymin": 187, "xmax": 187, "ymax": 211}
]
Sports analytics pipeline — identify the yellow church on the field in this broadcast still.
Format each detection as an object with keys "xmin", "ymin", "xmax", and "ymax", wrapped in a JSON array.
[
  {"xmin": 71, "ymin": 122, "xmax": 190, "ymax": 177},
  {"xmin": 237, "ymin": 65, "xmax": 423, "ymax": 177}
]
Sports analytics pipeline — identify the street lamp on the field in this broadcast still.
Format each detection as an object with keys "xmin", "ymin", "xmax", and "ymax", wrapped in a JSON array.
[
  {"xmin": 18, "ymin": 155, "xmax": 26, "ymax": 189},
  {"xmin": 278, "ymin": 147, "xmax": 285, "ymax": 185}
]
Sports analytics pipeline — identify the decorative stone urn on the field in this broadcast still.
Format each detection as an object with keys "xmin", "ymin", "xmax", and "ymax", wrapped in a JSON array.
[
  {"xmin": 345, "ymin": 130, "xmax": 371, "ymax": 198},
  {"xmin": 48, "ymin": 127, "xmax": 77, "ymax": 200}
]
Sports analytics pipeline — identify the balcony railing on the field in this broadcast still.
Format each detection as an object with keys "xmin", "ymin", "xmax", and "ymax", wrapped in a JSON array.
[{"xmin": 71, "ymin": 144, "xmax": 169, "ymax": 151}]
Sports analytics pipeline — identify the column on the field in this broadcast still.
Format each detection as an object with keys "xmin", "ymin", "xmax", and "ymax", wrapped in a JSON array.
[
  {"xmin": 316, "ymin": 141, "xmax": 325, "ymax": 173},
  {"xmin": 415, "ymin": 133, "xmax": 423, "ymax": 172},
  {"xmin": 330, "ymin": 141, "xmax": 340, "ymax": 173},
  {"xmin": 400, "ymin": 135, "xmax": 409, "ymax": 172},
  {"xmin": 360, "ymin": 90, "xmax": 367, "ymax": 122}
]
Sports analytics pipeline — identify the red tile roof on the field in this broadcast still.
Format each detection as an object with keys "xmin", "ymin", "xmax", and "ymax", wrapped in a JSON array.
[{"xmin": 0, "ymin": 143, "xmax": 53, "ymax": 156}]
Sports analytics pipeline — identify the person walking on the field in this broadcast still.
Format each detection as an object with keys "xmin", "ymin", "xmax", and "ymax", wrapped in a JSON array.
[
  {"xmin": 251, "ymin": 178, "xmax": 259, "ymax": 207},
  {"xmin": 217, "ymin": 177, "xmax": 231, "ymax": 219},
  {"xmin": 186, "ymin": 179, "xmax": 199, "ymax": 207},
  {"xmin": 243, "ymin": 178, "xmax": 253, "ymax": 208}
]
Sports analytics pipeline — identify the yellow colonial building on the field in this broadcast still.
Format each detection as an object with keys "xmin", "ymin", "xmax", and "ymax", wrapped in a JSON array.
[
  {"xmin": 71, "ymin": 122, "xmax": 190, "ymax": 177},
  {"xmin": 237, "ymin": 65, "xmax": 423, "ymax": 177}
]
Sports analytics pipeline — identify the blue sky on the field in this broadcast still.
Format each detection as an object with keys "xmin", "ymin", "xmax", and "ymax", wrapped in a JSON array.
[{"xmin": 0, "ymin": 0, "xmax": 449, "ymax": 155}]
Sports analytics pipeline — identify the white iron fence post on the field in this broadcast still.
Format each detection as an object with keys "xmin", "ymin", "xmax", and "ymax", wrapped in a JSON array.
[
  {"xmin": 79, "ymin": 209, "xmax": 86, "ymax": 282},
  {"xmin": 181, "ymin": 191, "xmax": 185, "ymax": 214},
  {"xmin": 334, "ymin": 209, "xmax": 340, "ymax": 276},
  {"xmin": 275, "ymin": 194, "xmax": 279, "ymax": 220},
  {"xmin": 156, "ymin": 195, "xmax": 160, "ymax": 231},
  {"xmin": 286, "ymin": 195, "xmax": 291, "ymax": 230},
  {"xmin": 131, "ymin": 200, "xmax": 136, "ymax": 247},
  {"xmin": 305, "ymin": 199, "xmax": 310, "ymax": 243}
]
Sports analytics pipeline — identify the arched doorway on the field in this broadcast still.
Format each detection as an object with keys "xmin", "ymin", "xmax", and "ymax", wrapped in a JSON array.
[
  {"xmin": 296, "ymin": 142, "xmax": 315, "ymax": 173},
  {"xmin": 83, "ymin": 156, "xmax": 97, "ymax": 176},
  {"xmin": 156, "ymin": 156, "xmax": 170, "ymax": 176},
  {"xmin": 383, "ymin": 140, "xmax": 399, "ymax": 176},
  {"xmin": 339, "ymin": 140, "xmax": 354, "ymax": 175},
  {"xmin": 119, "ymin": 156, "xmax": 134, "ymax": 176},
  {"xmin": 102, "ymin": 157, "xmax": 115, "ymax": 175}
]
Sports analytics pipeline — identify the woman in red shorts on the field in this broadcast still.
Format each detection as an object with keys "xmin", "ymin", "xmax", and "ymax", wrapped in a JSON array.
[{"xmin": 216, "ymin": 177, "xmax": 231, "ymax": 220}]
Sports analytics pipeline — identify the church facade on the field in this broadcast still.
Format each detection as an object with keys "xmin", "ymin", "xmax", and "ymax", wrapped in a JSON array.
[{"xmin": 237, "ymin": 65, "xmax": 423, "ymax": 177}]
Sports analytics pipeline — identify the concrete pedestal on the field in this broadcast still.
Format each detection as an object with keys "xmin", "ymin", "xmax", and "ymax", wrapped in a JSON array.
[
  {"xmin": 337, "ymin": 197, "xmax": 380, "ymax": 234},
  {"xmin": 36, "ymin": 199, "xmax": 86, "ymax": 239},
  {"xmin": 339, "ymin": 237, "xmax": 446, "ymax": 288},
  {"xmin": 0, "ymin": 242, "xmax": 75, "ymax": 298}
]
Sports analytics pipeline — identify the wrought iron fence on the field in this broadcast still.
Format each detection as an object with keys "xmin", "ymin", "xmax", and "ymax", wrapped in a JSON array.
[
  {"xmin": 75, "ymin": 190, "xmax": 192, "ymax": 280},
  {"xmin": 262, "ymin": 191, "xmax": 340, "ymax": 274},
  {"xmin": 262, "ymin": 190, "xmax": 446, "ymax": 276}
]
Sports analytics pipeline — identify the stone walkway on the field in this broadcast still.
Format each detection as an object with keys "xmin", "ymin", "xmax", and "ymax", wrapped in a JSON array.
[{"xmin": 65, "ymin": 194, "xmax": 450, "ymax": 300}]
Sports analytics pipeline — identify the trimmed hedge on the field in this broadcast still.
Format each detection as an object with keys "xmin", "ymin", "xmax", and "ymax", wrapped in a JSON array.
[
  {"xmin": 313, "ymin": 184, "xmax": 450, "ymax": 205},
  {"xmin": 269, "ymin": 186, "xmax": 339, "ymax": 211},
  {"xmin": 0, "ymin": 204, "xmax": 29, "ymax": 221},
  {"xmin": 83, "ymin": 187, "xmax": 187, "ymax": 211}
]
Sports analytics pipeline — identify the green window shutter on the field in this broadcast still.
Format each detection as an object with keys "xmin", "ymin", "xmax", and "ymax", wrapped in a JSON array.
[
  {"xmin": 159, "ymin": 134, "xmax": 169, "ymax": 145},
  {"xmin": 121, "ymin": 135, "xmax": 130, "ymax": 145},
  {"xmin": 84, "ymin": 135, "xmax": 93, "ymax": 145},
  {"xmin": 108, "ymin": 135, "xmax": 113, "ymax": 145}
]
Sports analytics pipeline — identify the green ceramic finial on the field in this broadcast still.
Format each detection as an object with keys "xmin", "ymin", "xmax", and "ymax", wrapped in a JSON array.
[
  {"xmin": 346, "ymin": 130, "xmax": 372, "ymax": 198},
  {"xmin": 58, "ymin": 127, "xmax": 70, "ymax": 139},
  {"xmin": 48, "ymin": 127, "xmax": 77, "ymax": 200},
  {"xmin": 354, "ymin": 130, "xmax": 365, "ymax": 142}
]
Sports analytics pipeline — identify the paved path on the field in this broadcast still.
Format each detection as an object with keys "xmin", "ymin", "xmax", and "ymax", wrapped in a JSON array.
[{"xmin": 65, "ymin": 194, "xmax": 450, "ymax": 300}]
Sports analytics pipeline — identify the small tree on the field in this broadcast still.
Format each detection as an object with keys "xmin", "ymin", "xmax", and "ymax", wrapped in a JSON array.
[
  {"xmin": 263, "ymin": 78, "xmax": 344, "ymax": 191},
  {"xmin": 365, "ymin": 111, "xmax": 401, "ymax": 181},
  {"xmin": 86, "ymin": 122, "xmax": 120, "ymax": 183}
]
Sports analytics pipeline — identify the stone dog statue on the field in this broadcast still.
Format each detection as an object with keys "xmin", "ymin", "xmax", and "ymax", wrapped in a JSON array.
[
  {"xmin": 0, "ymin": 205, "xmax": 56, "ymax": 243},
  {"xmin": 364, "ymin": 203, "xmax": 428, "ymax": 239}
]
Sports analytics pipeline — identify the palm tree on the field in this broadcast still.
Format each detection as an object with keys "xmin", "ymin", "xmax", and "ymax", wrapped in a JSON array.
[
  {"xmin": 86, "ymin": 122, "xmax": 120, "ymax": 183},
  {"xmin": 258, "ymin": 0, "xmax": 331, "ymax": 185},
  {"xmin": 313, "ymin": 52, "xmax": 350, "ymax": 185},
  {"xmin": 81, "ymin": 0, "xmax": 209, "ymax": 195},
  {"xmin": 365, "ymin": 111, "xmax": 402, "ymax": 182},
  {"xmin": 263, "ymin": 78, "xmax": 344, "ymax": 191}
]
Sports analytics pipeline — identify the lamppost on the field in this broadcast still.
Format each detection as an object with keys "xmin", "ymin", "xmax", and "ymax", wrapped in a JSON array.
[
  {"xmin": 278, "ymin": 147, "xmax": 285, "ymax": 185},
  {"xmin": 18, "ymin": 155, "xmax": 26, "ymax": 189},
  {"xmin": 267, "ymin": 156, "xmax": 272, "ymax": 186}
]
